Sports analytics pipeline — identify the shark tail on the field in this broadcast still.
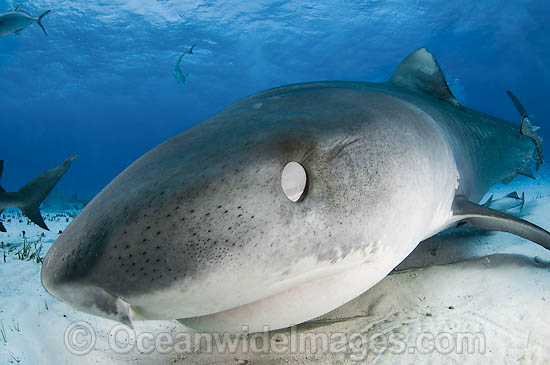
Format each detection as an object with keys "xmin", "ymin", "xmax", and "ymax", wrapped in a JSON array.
[
  {"xmin": 15, "ymin": 154, "xmax": 77, "ymax": 230},
  {"xmin": 36, "ymin": 10, "xmax": 51, "ymax": 36}
]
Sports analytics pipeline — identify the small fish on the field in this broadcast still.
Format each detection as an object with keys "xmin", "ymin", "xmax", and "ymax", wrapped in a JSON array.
[
  {"xmin": 174, "ymin": 44, "xmax": 196, "ymax": 86},
  {"xmin": 0, "ymin": 6, "xmax": 51, "ymax": 37},
  {"xmin": 483, "ymin": 191, "xmax": 525, "ymax": 213}
]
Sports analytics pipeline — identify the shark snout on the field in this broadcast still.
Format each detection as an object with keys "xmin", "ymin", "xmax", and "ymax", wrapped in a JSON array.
[
  {"xmin": 41, "ymin": 232, "xmax": 133, "ymax": 326},
  {"xmin": 41, "ymin": 246, "xmax": 131, "ymax": 326},
  {"xmin": 49, "ymin": 285, "xmax": 132, "ymax": 327}
]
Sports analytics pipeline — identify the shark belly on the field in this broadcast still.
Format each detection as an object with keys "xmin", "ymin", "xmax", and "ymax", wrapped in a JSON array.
[{"xmin": 179, "ymin": 254, "xmax": 402, "ymax": 332}]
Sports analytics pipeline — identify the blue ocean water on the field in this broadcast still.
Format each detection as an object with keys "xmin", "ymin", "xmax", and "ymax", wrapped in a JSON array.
[{"xmin": 1, "ymin": 0, "xmax": 549, "ymax": 197}]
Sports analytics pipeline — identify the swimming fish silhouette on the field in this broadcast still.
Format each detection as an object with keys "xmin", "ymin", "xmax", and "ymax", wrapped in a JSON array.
[
  {"xmin": 0, "ymin": 6, "xmax": 51, "ymax": 37},
  {"xmin": 174, "ymin": 44, "xmax": 196, "ymax": 86}
]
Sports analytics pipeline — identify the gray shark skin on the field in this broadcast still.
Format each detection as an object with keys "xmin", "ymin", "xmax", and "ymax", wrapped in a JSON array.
[
  {"xmin": 0, "ymin": 7, "xmax": 51, "ymax": 37},
  {"xmin": 41, "ymin": 48, "xmax": 549, "ymax": 332},
  {"xmin": 0, "ymin": 154, "xmax": 77, "ymax": 232}
]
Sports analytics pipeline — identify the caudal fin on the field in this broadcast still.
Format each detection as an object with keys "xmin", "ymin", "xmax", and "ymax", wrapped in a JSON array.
[
  {"xmin": 17, "ymin": 154, "xmax": 77, "ymax": 230},
  {"xmin": 36, "ymin": 9, "xmax": 51, "ymax": 36}
]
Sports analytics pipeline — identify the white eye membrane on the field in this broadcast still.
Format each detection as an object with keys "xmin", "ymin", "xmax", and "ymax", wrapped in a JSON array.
[{"xmin": 281, "ymin": 161, "xmax": 307, "ymax": 202}]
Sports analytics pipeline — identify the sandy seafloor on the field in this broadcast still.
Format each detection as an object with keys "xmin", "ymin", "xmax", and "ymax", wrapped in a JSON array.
[{"xmin": 1, "ymin": 167, "xmax": 550, "ymax": 364}]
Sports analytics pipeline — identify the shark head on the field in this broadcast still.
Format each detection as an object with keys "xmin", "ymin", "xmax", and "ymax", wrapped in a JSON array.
[{"xmin": 42, "ymin": 80, "xmax": 459, "ymax": 331}]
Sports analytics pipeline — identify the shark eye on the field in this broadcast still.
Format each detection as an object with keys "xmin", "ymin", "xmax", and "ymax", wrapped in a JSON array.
[{"xmin": 281, "ymin": 162, "xmax": 307, "ymax": 202}]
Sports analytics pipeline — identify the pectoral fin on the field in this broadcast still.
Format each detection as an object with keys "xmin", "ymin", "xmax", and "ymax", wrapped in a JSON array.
[{"xmin": 452, "ymin": 195, "xmax": 550, "ymax": 251}]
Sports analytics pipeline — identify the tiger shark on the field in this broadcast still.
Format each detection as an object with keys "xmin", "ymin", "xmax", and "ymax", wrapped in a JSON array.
[
  {"xmin": 0, "ymin": 6, "xmax": 51, "ymax": 37},
  {"xmin": 0, "ymin": 154, "xmax": 77, "ymax": 232},
  {"xmin": 41, "ymin": 48, "xmax": 549, "ymax": 332}
]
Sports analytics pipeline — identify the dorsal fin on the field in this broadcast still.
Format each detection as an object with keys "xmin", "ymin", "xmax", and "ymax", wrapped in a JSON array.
[{"xmin": 389, "ymin": 48, "xmax": 459, "ymax": 106}]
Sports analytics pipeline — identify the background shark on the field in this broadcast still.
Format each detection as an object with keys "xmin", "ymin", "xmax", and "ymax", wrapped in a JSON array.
[
  {"xmin": 42, "ymin": 48, "xmax": 548, "ymax": 333},
  {"xmin": 41, "ymin": 190, "xmax": 92, "ymax": 211},
  {"xmin": 0, "ymin": 154, "xmax": 77, "ymax": 232}
]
